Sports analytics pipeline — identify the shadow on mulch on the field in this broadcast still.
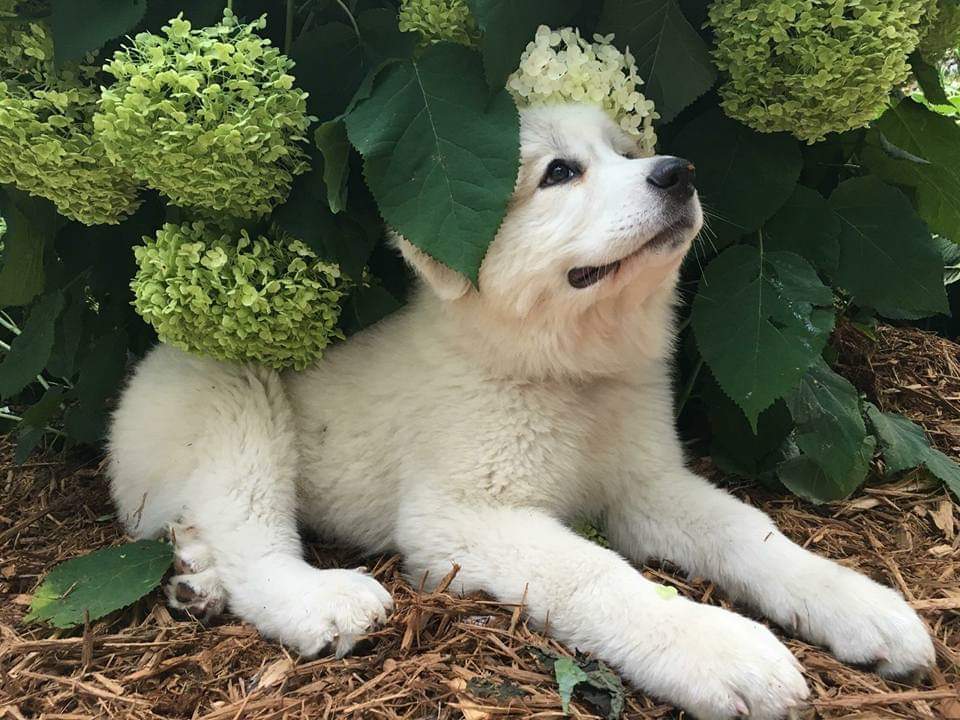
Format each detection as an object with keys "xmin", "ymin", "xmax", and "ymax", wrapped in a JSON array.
[{"xmin": 1, "ymin": 323, "xmax": 958, "ymax": 720}]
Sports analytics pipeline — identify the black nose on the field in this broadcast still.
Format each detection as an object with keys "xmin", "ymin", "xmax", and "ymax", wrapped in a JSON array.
[{"xmin": 646, "ymin": 157, "xmax": 695, "ymax": 198}]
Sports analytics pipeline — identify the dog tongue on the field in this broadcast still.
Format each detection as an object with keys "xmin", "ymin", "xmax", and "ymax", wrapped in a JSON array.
[{"xmin": 568, "ymin": 260, "xmax": 620, "ymax": 289}]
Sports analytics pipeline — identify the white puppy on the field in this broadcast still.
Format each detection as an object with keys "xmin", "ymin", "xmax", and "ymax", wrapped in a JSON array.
[{"xmin": 108, "ymin": 104, "xmax": 934, "ymax": 720}]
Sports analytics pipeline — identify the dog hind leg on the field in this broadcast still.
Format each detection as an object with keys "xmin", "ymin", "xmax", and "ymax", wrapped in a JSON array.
[{"xmin": 109, "ymin": 346, "xmax": 392, "ymax": 655}]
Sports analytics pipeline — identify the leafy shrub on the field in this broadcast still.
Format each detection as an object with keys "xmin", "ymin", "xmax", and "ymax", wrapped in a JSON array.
[
  {"xmin": 0, "ymin": 0, "xmax": 958, "ymax": 506},
  {"xmin": 132, "ymin": 221, "xmax": 347, "ymax": 370},
  {"xmin": 920, "ymin": 0, "xmax": 960, "ymax": 63},
  {"xmin": 0, "ymin": 2, "xmax": 140, "ymax": 224},
  {"xmin": 94, "ymin": 10, "xmax": 312, "ymax": 218},
  {"xmin": 708, "ymin": 0, "xmax": 930, "ymax": 142}
]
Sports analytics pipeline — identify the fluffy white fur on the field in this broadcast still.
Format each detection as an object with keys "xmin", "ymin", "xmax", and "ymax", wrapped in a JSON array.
[{"xmin": 109, "ymin": 104, "xmax": 934, "ymax": 720}]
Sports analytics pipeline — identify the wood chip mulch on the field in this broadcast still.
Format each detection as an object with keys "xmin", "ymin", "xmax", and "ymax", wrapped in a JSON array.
[{"xmin": 1, "ymin": 323, "xmax": 958, "ymax": 719}]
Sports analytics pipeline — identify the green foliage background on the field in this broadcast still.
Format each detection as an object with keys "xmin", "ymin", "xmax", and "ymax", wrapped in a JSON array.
[{"xmin": 2, "ymin": 0, "xmax": 960, "ymax": 506}]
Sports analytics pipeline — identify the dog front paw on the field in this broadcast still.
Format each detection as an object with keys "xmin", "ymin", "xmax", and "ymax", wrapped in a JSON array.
[
  {"xmin": 788, "ymin": 562, "xmax": 934, "ymax": 679},
  {"xmin": 656, "ymin": 603, "xmax": 809, "ymax": 720},
  {"xmin": 236, "ymin": 564, "xmax": 394, "ymax": 658}
]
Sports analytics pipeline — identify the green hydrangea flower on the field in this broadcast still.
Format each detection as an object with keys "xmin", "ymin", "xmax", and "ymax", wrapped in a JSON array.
[
  {"xmin": 398, "ymin": 0, "xmax": 479, "ymax": 46},
  {"xmin": 0, "ymin": 2, "xmax": 140, "ymax": 225},
  {"xmin": 95, "ymin": 11, "xmax": 313, "ymax": 219},
  {"xmin": 132, "ymin": 221, "xmax": 349, "ymax": 370},
  {"xmin": 920, "ymin": 0, "xmax": 960, "ymax": 63},
  {"xmin": 708, "ymin": 0, "xmax": 931, "ymax": 143}
]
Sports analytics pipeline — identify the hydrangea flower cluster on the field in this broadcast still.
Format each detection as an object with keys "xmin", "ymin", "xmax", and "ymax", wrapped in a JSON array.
[
  {"xmin": 398, "ymin": 0, "xmax": 478, "ymax": 46},
  {"xmin": 507, "ymin": 26, "xmax": 658, "ymax": 155},
  {"xmin": 132, "ymin": 221, "xmax": 348, "ymax": 370},
  {"xmin": 708, "ymin": 0, "xmax": 930, "ymax": 143},
  {"xmin": 95, "ymin": 10, "xmax": 313, "ymax": 219},
  {"xmin": 0, "ymin": 3, "xmax": 140, "ymax": 225},
  {"xmin": 920, "ymin": 0, "xmax": 960, "ymax": 63}
]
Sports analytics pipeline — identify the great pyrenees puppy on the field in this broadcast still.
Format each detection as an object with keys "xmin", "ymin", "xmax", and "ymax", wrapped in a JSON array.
[{"xmin": 109, "ymin": 104, "xmax": 933, "ymax": 720}]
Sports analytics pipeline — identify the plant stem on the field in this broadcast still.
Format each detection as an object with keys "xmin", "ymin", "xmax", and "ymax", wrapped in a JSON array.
[
  {"xmin": 0, "ymin": 410, "xmax": 67, "ymax": 438},
  {"xmin": 0, "ymin": 312, "xmax": 21, "ymax": 336},
  {"xmin": 284, "ymin": 0, "xmax": 295, "ymax": 53},
  {"xmin": 334, "ymin": 0, "xmax": 360, "ymax": 40}
]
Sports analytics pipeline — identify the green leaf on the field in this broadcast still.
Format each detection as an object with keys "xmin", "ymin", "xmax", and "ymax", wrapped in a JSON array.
[
  {"xmin": 829, "ymin": 176, "xmax": 948, "ymax": 318},
  {"xmin": 14, "ymin": 387, "xmax": 66, "ymax": 464},
  {"xmin": 704, "ymin": 376, "xmax": 792, "ymax": 483},
  {"xmin": 466, "ymin": 0, "xmax": 581, "ymax": 89},
  {"xmin": 535, "ymin": 648, "xmax": 626, "ymax": 720},
  {"xmin": 50, "ymin": 0, "xmax": 146, "ymax": 66},
  {"xmin": 345, "ymin": 44, "xmax": 520, "ymax": 285},
  {"xmin": 692, "ymin": 245, "xmax": 834, "ymax": 428},
  {"xmin": 315, "ymin": 120, "xmax": 351, "ymax": 214},
  {"xmin": 763, "ymin": 186, "xmax": 840, "ymax": 276},
  {"xmin": 596, "ymin": 0, "xmax": 716, "ymax": 123},
  {"xmin": 865, "ymin": 404, "xmax": 960, "ymax": 500},
  {"xmin": 340, "ymin": 284, "xmax": 404, "ymax": 335},
  {"xmin": 0, "ymin": 191, "xmax": 56, "ymax": 307},
  {"xmin": 778, "ymin": 360, "xmax": 874, "ymax": 503},
  {"xmin": 862, "ymin": 99, "xmax": 960, "ymax": 245},
  {"xmin": 911, "ymin": 54, "xmax": 950, "ymax": 106},
  {"xmin": 668, "ymin": 109, "xmax": 801, "ymax": 239},
  {"xmin": 26, "ymin": 540, "xmax": 173, "ymax": 628},
  {"xmin": 357, "ymin": 7, "xmax": 418, "ymax": 67},
  {"xmin": 291, "ymin": 22, "xmax": 368, "ymax": 122},
  {"xmin": 274, "ymin": 148, "xmax": 378, "ymax": 280},
  {"xmin": 0, "ymin": 292, "xmax": 64, "ymax": 399},
  {"xmin": 554, "ymin": 657, "xmax": 590, "ymax": 715},
  {"xmin": 63, "ymin": 330, "xmax": 128, "ymax": 443},
  {"xmin": 292, "ymin": 11, "xmax": 417, "ymax": 123}
]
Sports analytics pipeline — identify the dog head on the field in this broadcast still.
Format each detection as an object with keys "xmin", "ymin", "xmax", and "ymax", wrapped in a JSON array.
[{"xmin": 396, "ymin": 103, "xmax": 703, "ymax": 378}]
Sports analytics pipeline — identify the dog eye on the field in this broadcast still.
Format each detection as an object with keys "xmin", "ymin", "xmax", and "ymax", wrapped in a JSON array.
[{"xmin": 541, "ymin": 159, "xmax": 580, "ymax": 187}]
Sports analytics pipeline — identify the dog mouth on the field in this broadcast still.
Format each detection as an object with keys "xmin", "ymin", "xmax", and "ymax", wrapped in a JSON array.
[{"xmin": 567, "ymin": 228, "xmax": 686, "ymax": 290}]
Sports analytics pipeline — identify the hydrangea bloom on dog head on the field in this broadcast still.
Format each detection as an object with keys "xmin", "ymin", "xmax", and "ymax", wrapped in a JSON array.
[{"xmin": 395, "ymin": 103, "xmax": 702, "ymax": 379}]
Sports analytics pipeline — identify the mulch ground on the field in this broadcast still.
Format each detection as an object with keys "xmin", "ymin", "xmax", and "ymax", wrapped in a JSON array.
[{"xmin": 1, "ymin": 323, "xmax": 958, "ymax": 720}]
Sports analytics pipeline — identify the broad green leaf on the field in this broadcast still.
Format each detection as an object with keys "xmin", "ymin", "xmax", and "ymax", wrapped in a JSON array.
[
  {"xmin": 0, "ymin": 292, "xmax": 64, "ymax": 399},
  {"xmin": 357, "ymin": 7, "xmax": 418, "ymax": 67},
  {"xmin": 910, "ymin": 54, "xmax": 949, "ymax": 106},
  {"xmin": 829, "ymin": 176, "xmax": 948, "ymax": 318},
  {"xmin": 467, "ymin": 0, "xmax": 581, "ymax": 89},
  {"xmin": 692, "ymin": 246, "xmax": 834, "ymax": 428},
  {"xmin": 50, "ymin": 0, "xmax": 146, "ymax": 66},
  {"xmin": 535, "ymin": 648, "xmax": 626, "ymax": 720},
  {"xmin": 292, "ymin": 11, "xmax": 416, "ymax": 123},
  {"xmin": 26, "ymin": 540, "xmax": 173, "ymax": 628},
  {"xmin": 274, "ymin": 147, "xmax": 378, "ymax": 280},
  {"xmin": 763, "ymin": 186, "xmax": 840, "ymax": 276},
  {"xmin": 596, "ymin": 0, "xmax": 716, "ymax": 122},
  {"xmin": 291, "ymin": 22, "xmax": 368, "ymax": 122},
  {"xmin": 0, "ymin": 191, "xmax": 56, "ymax": 307},
  {"xmin": 704, "ymin": 376, "xmax": 792, "ymax": 484},
  {"xmin": 345, "ymin": 44, "xmax": 520, "ymax": 285},
  {"xmin": 865, "ymin": 404, "xmax": 960, "ymax": 501},
  {"xmin": 46, "ymin": 288, "xmax": 86, "ymax": 380},
  {"xmin": 63, "ymin": 330, "xmax": 128, "ymax": 443},
  {"xmin": 668, "ymin": 109, "xmax": 801, "ymax": 238},
  {"xmin": 14, "ymin": 387, "xmax": 65, "ymax": 464},
  {"xmin": 315, "ymin": 120, "xmax": 351, "ymax": 214},
  {"xmin": 862, "ymin": 99, "xmax": 960, "ymax": 245},
  {"xmin": 779, "ymin": 360, "xmax": 874, "ymax": 503},
  {"xmin": 340, "ymin": 285, "xmax": 404, "ymax": 335},
  {"xmin": 554, "ymin": 657, "xmax": 590, "ymax": 715}
]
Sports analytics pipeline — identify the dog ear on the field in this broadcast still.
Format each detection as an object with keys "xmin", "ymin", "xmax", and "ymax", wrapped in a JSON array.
[{"xmin": 392, "ymin": 234, "xmax": 472, "ymax": 301}]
